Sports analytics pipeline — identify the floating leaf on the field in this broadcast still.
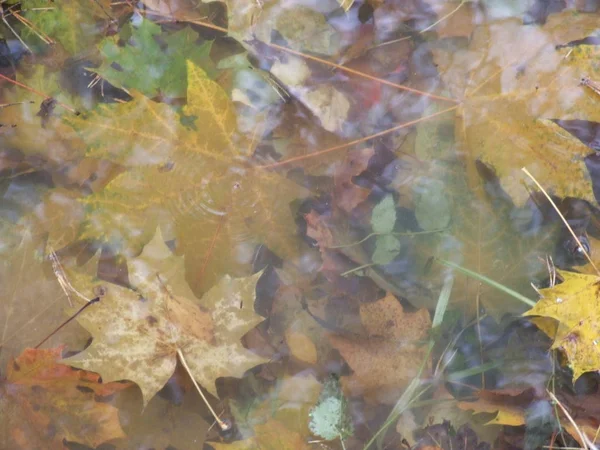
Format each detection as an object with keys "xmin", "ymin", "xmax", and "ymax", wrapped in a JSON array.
[{"xmin": 524, "ymin": 270, "xmax": 600, "ymax": 381}]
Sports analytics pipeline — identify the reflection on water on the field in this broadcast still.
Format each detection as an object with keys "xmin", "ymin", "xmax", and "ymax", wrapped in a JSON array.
[{"xmin": 2, "ymin": 0, "xmax": 600, "ymax": 448}]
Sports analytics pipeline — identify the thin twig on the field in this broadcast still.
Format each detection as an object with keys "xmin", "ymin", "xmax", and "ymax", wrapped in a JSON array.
[
  {"xmin": 547, "ymin": 389, "xmax": 590, "ymax": 450},
  {"xmin": 259, "ymin": 105, "xmax": 459, "ymax": 169},
  {"xmin": 182, "ymin": 18, "xmax": 457, "ymax": 103},
  {"xmin": 34, "ymin": 297, "xmax": 100, "ymax": 349},
  {"xmin": 0, "ymin": 72, "xmax": 79, "ymax": 114}
]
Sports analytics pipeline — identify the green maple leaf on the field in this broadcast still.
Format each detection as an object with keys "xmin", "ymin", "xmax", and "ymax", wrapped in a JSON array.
[
  {"xmin": 94, "ymin": 17, "xmax": 214, "ymax": 98},
  {"xmin": 66, "ymin": 60, "xmax": 308, "ymax": 293},
  {"xmin": 62, "ymin": 229, "xmax": 268, "ymax": 405}
]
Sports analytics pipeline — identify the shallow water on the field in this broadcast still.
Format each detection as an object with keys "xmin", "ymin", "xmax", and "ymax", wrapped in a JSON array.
[{"xmin": 1, "ymin": 1, "xmax": 600, "ymax": 449}]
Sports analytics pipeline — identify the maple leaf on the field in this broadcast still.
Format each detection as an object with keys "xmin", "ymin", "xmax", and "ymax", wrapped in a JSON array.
[
  {"xmin": 524, "ymin": 270, "xmax": 600, "ymax": 381},
  {"xmin": 437, "ymin": 163, "xmax": 559, "ymax": 316},
  {"xmin": 209, "ymin": 419, "xmax": 312, "ymax": 450},
  {"xmin": 62, "ymin": 229, "xmax": 268, "ymax": 405},
  {"xmin": 433, "ymin": 11, "xmax": 600, "ymax": 206},
  {"xmin": 0, "ymin": 232, "xmax": 89, "ymax": 371},
  {"xmin": 328, "ymin": 293, "xmax": 431, "ymax": 403},
  {"xmin": 0, "ymin": 347, "xmax": 130, "ymax": 450},
  {"xmin": 94, "ymin": 18, "xmax": 214, "ymax": 98},
  {"xmin": 66, "ymin": 60, "xmax": 308, "ymax": 293}
]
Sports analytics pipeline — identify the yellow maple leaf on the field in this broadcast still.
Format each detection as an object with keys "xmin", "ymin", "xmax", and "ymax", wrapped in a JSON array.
[
  {"xmin": 433, "ymin": 11, "xmax": 600, "ymax": 206},
  {"xmin": 524, "ymin": 270, "xmax": 600, "ymax": 380},
  {"xmin": 66, "ymin": 61, "xmax": 308, "ymax": 293},
  {"xmin": 63, "ymin": 229, "xmax": 267, "ymax": 406}
]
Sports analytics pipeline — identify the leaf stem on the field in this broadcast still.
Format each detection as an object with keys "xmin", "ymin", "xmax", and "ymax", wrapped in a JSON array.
[
  {"xmin": 340, "ymin": 263, "xmax": 374, "ymax": 277},
  {"xmin": 176, "ymin": 348, "xmax": 229, "ymax": 431},
  {"xmin": 329, "ymin": 228, "xmax": 446, "ymax": 249},
  {"xmin": 258, "ymin": 105, "xmax": 458, "ymax": 169},
  {"xmin": 34, "ymin": 297, "xmax": 100, "ymax": 349}
]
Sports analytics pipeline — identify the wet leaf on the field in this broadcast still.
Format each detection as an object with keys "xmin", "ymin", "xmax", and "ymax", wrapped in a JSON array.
[
  {"xmin": 309, "ymin": 375, "xmax": 354, "ymax": 441},
  {"xmin": 94, "ymin": 18, "xmax": 214, "ymax": 98},
  {"xmin": 62, "ymin": 229, "xmax": 268, "ymax": 405},
  {"xmin": 433, "ymin": 11, "xmax": 600, "ymax": 205},
  {"xmin": 0, "ymin": 347, "xmax": 130, "ymax": 450},
  {"xmin": 328, "ymin": 293, "xmax": 431, "ymax": 403},
  {"xmin": 67, "ymin": 60, "xmax": 308, "ymax": 293},
  {"xmin": 372, "ymin": 234, "xmax": 401, "ymax": 265},
  {"xmin": 210, "ymin": 419, "xmax": 312, "ymax": 449},
  {"xmin": 524, "ymin": 270, "xmax": 600, "ymax": 381},
  {"xmin": 371, "ymin": 194, "xmax": 396, "ymax": 234}
]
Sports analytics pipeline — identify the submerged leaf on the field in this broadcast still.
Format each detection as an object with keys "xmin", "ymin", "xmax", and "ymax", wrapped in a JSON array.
[
  {"xmin": 68, "ymin": 60, "xmax": 307, "ymax": 293},
  {"xmin": 328, "ymin": 293, "xmax": 431, "ymax": 403},
  {"xmin": 372, "ymin": 234, "xmax": 401, "ymax": 265},
  {"xmin": 309, "ymin": 375, "xmax": 354, "ymax": 441},
  {"xmin": 0, "ymin": 347, "xmax": 130, "ymax": 450},
  {"xmin": 371, "ymin": 195, "xmax": 397, "ymax": 235},
  {"xmin": 433, "ymin": 12, "xmax": 600, "ymax": 205},
  {"xmin": 62, "ymin": 229, "xmax": 267, "ymax": 405},
  {"xmin": 94, "ymin": 18, "xmax": 213, "ymax": 98}
]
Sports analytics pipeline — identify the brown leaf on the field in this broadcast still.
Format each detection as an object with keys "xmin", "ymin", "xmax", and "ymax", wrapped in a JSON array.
[
  {"xmin": 333, "ymin": 147, "xmax": 374, "ymax": 212},
  {"xmin": 0, "ymin": 347, "xmax": 130, "ymax": 450},
  {"xmin": 328, "ymin": 293, "xmax": 431, "ymax": 403}
]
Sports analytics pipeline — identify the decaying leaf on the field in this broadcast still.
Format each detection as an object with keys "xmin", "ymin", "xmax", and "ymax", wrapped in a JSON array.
[
  {"xmin": 309, "ymin": 375, "xmax": 354, "ymax": 441},
  {"xmin": 433, "ymin": 11, "xmax": 600, "ymax": 206},
  {"xmin": 328, "ymin": 293, "xmax": 431, "ymax": 403},
  {"xmin": 333, "ymin": 147, "xmax": 374, "ymax": 212},
  {"xmin": 62, "ymin": 229, "xmax": 268, "ymax": 405},
  {"xmin": 524, "ymin": 270, "xmax": 600, "ymax": 381},
  {"xmin": 0, "ymin": 347, "xmax": 130, "ymax": 450},
  {"xmin": 67, "ymin": 60, "xmax": 308, "ymax": 293},
  {"xmin": 270, "ymin": 56, "xmax": 351, "ymax": 134}
]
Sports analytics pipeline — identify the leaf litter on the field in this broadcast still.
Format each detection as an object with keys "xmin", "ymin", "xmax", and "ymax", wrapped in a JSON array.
[{"xmin": 5, "ymin": 0, "xmax": 600, "ymax": 449}]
